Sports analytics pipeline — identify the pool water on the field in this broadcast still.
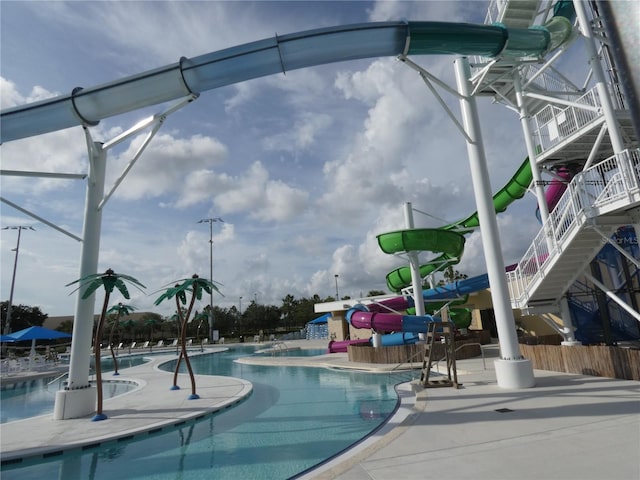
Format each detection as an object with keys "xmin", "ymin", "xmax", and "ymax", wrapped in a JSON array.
[
  {"xmin": 0, "ymin": 356, "xmax": 148, "ymax": 424},
  {"xmin": 1, "ymin": 345, "xmax": 412, "ymax": 479}
]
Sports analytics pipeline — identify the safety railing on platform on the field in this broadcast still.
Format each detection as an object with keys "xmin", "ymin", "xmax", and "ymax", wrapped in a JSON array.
[
  {"xmin": 531, "ymin": 86, "xmax": 601, "ymax": 154},
  {"xmin": 507, "ymin": 149, "xmax": 640, "ymax": 307}
]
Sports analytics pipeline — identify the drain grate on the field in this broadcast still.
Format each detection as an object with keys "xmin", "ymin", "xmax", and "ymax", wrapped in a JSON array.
[{"xmin": 495, "ymin": 408, "xmax": 514, "ymax": 413}]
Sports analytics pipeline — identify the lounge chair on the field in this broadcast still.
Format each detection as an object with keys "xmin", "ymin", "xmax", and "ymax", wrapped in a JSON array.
[
  {"xmin": 170, "ymin": 339, "xmax": 178, "ymax": 347},
  {"xmin": 155, "ymin": 340, "xmax": 164, "ymax": 348},
  {"xmin": 129, "ymin": 342, "xmax": 137, "ymax": 350},
  {"xmin": 186, "ymin": 339, "xmax": 193, "ymax": 346},
  {"xmin": 141, "ymin": 341, "xmax": 150, "ymax": 349}
]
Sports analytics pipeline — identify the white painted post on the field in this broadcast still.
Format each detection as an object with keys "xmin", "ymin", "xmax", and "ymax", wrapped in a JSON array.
[
  {"xmin": 54, "ymin": 141, "xmax": 106, "ymax": 419},
  {"xmin": 404, "ymin": 202, "xmax": 426, "ymax": 318},
  {"xmin": 454, "ymin": 57, "xmax": 535, "ymax": 388}
]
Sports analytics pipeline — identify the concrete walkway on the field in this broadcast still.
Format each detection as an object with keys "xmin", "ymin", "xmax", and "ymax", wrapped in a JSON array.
[
  {"xmin": 1, "ymin": 340, "xmax": 639, "ymax": 480},
  {"xmin": 302, "ymin": 345, "xmax": 640, "ymax": 480}
]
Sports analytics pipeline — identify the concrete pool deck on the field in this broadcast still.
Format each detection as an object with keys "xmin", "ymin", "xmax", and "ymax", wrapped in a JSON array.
[{"xmin": 1, "ymin": 340, "xmax": 639, "ymax": 480}]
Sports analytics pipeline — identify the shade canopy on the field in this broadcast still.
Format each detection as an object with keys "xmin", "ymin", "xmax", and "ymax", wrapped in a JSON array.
[
  {"xmin": 308, "ymin": 313, "xmax": 332, "ymax": 324},
  {"xmin": 0, "ymin": 334, "xmax": 16, "ymax": 342},
  {"xmin": 8, "ymin": 326, "xmax": 72, "ymax": 341}
]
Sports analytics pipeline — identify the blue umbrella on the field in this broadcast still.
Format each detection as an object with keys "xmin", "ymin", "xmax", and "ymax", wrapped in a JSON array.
[
  {"xmin": 8, "ymin": 326, "xmax": 71, "ymax": 341},
  {"xmin": 8, "ymin": 326, "xmax": 71, "ymax": 367},
  {"xmin": 0, "ymin": 334, "xmax": 16, "ymax": 342}
]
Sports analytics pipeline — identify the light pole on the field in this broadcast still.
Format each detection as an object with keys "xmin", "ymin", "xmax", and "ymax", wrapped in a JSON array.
[
  {"xmin": 238, "ymin": 296, "xmax": 243, "ymax": 314},
  {"xmin": 2, "ymin": 226, "xmax": 35, "ymax": 336},
  {"xmin": 334, "ymin": 274, "xmax": 339, "ymax": 300},
  {"xmin": 198, "ymin": 217, "xmax": 223, "ymax": 342}
]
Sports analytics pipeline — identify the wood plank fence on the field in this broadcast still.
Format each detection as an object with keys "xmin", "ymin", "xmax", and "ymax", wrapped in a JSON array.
[{"xmin": 520, "ymin": 344, "xmax": 640, "ymax": 380}]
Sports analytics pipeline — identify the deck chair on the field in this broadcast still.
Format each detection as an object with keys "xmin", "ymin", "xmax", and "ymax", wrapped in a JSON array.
[
  {"xmin": 129, "ymin": 342, "xmax": 137, "ymax": 350},
  {"xmin": 170, "ymin": 339, "xmax": 178, "ymax": 347},
  {"xmin": 141, "ymin": 341, "xmax": 150, "ymax": 349},
  {"xmin": 155, "ymin": 340, "xmax": 164, "ymax": 347},
  {"xmin": 186, "ymin": 339, "xmax": 193, "ymax": 346}
]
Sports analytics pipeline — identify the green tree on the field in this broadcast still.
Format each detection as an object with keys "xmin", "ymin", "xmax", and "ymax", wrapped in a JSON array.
[
  {"xmin": 66, "ymin": 269, "xmax": 145, "ymax": 421},
  {"xmin": 1, "ymin": 302, "xmax": 48, "ymax": 332}
]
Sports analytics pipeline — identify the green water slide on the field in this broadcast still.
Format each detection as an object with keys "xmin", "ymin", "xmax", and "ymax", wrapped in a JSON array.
[{"xmin": 381, "ymin": 156, "xmax": 533, "ymax": 293}]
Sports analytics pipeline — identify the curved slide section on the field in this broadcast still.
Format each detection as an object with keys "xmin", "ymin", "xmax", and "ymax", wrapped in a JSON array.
[
  {"xmin": 2, "ymin": 15, "xmax": 574, "ymax": 143},
  {"xmin": 379, "ymin": 229, "xmax": 466, "ymax": 293},
  {"xmin": 445, "ymin": 157, "xmax": 533, "ymax": 233},
  {"xmin": 384, "ymin": 157, "xmax": 533, "ymax": 293}
]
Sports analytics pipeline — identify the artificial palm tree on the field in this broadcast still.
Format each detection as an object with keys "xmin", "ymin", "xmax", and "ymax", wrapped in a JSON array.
[
  {"xmin": 67, "ymin": 269, "xmax": 145, "ymax": 421},
  {"xmin": 106, "ymin": 303, "xmax": 136, "ymax": 375},
  {"xmin": 154, "ymin": 274, "xmax": 222, "ymax": 399}
]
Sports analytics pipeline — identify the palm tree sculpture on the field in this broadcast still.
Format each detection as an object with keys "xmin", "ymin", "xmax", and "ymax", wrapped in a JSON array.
[
  {"xmin": 67, "ymin": 269, "xmax": 145, "ymax": 421},
  {"xmin": 154, "ymin": 274, "xmax": 222, "ymax": 399},
  {"xmin": 106, "ymin": 303, "xmax": 136, "ymax": 376}
]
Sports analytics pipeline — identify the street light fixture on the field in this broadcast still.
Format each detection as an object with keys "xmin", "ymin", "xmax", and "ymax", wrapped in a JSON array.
[
  {"xmin": 334, "ymin": 274, "xmax": 340, "ymax": 300},
  {"xmin": 197, "ymin": 217, "xmax": 223, "ymax": 341},
  {"xmin": 2, "ymin": 226, "xmax": 35, "ymax": 336}
]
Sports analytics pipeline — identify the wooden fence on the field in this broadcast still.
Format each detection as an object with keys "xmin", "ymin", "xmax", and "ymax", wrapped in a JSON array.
[
  {"xmin": 520, "ymin": 344, "xmax": 640, "ymax": 380},
  {"xmin": 348, "ymin": 338, "xmax": 481, "ymax": 365}
]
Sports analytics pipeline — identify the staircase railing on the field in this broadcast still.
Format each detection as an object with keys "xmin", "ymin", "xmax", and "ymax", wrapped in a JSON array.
[
  {"xmin": 507, "ymin": 149, "xmax": 640, "ymax": 308},
  {"xmin": 530, "ymin": 85, "xmax": 601, "ymax": 154}
]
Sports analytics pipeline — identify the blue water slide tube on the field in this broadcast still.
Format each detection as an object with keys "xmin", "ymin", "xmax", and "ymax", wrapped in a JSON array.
[
  {"xmin": 422, "ymin": 273, "xmax": 490, "ymax": 301},
  {"xmin": 1, "ymin": 15, "xmax": 574, "ymax": 143}
]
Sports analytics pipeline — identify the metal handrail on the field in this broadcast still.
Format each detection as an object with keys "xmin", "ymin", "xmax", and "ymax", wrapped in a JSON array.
[
  {"xmin": 47, "ymin": 371, "xmax": 69, "ymax": 386},
  {"xmin": 507, "ymin": 149, "xmax": 640, "ymax": 307}
]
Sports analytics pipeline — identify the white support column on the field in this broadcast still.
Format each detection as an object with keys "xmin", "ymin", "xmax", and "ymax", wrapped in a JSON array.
[
  {"xmin": 574, "ymin": 1, "xmax": 626, "ymax": 154},
  {"xmin": 404, "ymin": 203, "xmax": 426, "ymax": 317},
  {"xmin": 559, "ymin": 297, "xmax": 581, "ymax": 345},
  {"xmin": 513, "ymin": 72, "xmax": 550, "ymax": 226},
  {"xmin": 454, "ymin": 57, "xmax": 535, "ymax": 389},
  {"xmin": 54, "ymin": 141, "xmax": 106, "ymax": 420}
]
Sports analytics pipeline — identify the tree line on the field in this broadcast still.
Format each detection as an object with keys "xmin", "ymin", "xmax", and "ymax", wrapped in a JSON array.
[{"xmin": 1, "ymin": 291, "xmax": 384, "ymax": 343}]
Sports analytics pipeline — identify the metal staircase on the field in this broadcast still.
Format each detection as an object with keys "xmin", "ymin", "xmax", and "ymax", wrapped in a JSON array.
[{"xmin": 507, "ymin": 148, "xmax": 640, "ymax": 310}]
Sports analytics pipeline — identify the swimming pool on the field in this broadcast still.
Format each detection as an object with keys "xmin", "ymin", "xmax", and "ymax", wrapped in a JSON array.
[
  {"xmin": 1, "ymin": 345, "xmax": 412, "ymax": 479},
  {"xmin": 0, "ymin": 356, "xmax": 148, "ymax": 424}
]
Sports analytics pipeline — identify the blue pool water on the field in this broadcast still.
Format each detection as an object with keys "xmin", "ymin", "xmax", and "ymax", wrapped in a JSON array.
[
  {"xmin": 0, "ymin": 356, "xmax": 148, "ymax": 423},
  {"xmin": 1, "ymin": 345, "xmax": 409, "ymax": 479}
]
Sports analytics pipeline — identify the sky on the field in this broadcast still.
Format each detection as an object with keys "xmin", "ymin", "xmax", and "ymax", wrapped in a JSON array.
[{"xmin": 1, "ymin": 1, "xmax": 568, "ymax": 318}]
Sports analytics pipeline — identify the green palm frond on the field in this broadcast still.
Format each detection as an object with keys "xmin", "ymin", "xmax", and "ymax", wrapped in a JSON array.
[{"xmin": 66, "ymin": 269, "xmax": 146, "ymax": 299}]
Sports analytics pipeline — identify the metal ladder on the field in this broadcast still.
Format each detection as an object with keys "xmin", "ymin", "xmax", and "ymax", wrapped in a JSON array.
[{"xmin": 420, "ymin": 321, "xmax": 460, "ymax": 389}]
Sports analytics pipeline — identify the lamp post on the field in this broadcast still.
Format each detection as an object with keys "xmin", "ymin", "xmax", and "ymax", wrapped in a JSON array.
[
  {"xmin": 238, "ymin": 296, "xmax": 243, "ymax": 314},
  {"xmin": 198, "ymin": 217, "xmax": 223, "ymax": 342},
  {"xmin": 334, "ymin": 274, "xmax": 339, "ymax": 300},
  {"xmin": 2, "ymin": 226, "xmax": 35, "ymax": 336}
]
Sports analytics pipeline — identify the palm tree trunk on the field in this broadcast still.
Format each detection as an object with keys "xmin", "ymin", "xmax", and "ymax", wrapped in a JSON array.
[
  {"xmin": 95, "ymin": 291, "xmax": 111, "ymax": 416},
  {"xmin": 108, "ymin": 315, "xmax": 119, "ymax": 375},
  {"xmin": 172, "ymin": 300, "xmax": 185, "ymax": 388},
  {"xmin": 181, "ymin": 294, "xmax": 198, "ymax": 397}
]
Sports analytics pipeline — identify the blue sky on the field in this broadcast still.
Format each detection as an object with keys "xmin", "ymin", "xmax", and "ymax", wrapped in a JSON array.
[{"xmin": 1, "ymin": 1, "xmax": 550, "ymax": 317}]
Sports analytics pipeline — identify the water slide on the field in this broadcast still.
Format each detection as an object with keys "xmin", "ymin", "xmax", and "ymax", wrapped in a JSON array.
[
  {"xmin": 2, "ymin": 14, "xmax": 574, "ymax": 143},
  {"xmin": 384, "ymin": 157, "xmax": 532, "ymax": 292},
  {"xmin": 327, "ymin": 273, "xmax": 491, "ymax": 353},
  {"xmin": 1, "ymin": 7, "xmax": 575, "ymax": 358},
  {"xmin": 536, "ymin": 167, "xmax": 572, "ymax": 222}
]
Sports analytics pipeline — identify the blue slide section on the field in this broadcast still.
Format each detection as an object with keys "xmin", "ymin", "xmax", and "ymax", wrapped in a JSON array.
[{"xmin": 422, "ymin": 274, "xmax": 490, "ymax": 302}]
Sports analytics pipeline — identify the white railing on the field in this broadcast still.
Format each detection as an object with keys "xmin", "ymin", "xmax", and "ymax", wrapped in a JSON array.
[
  {"xmin": 507, "ymin": 149, "xmax": 640, "ymax": 307},
  {"xmin": 531, "ymin": 86, "xmax": 602, "ymax": 153}
]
